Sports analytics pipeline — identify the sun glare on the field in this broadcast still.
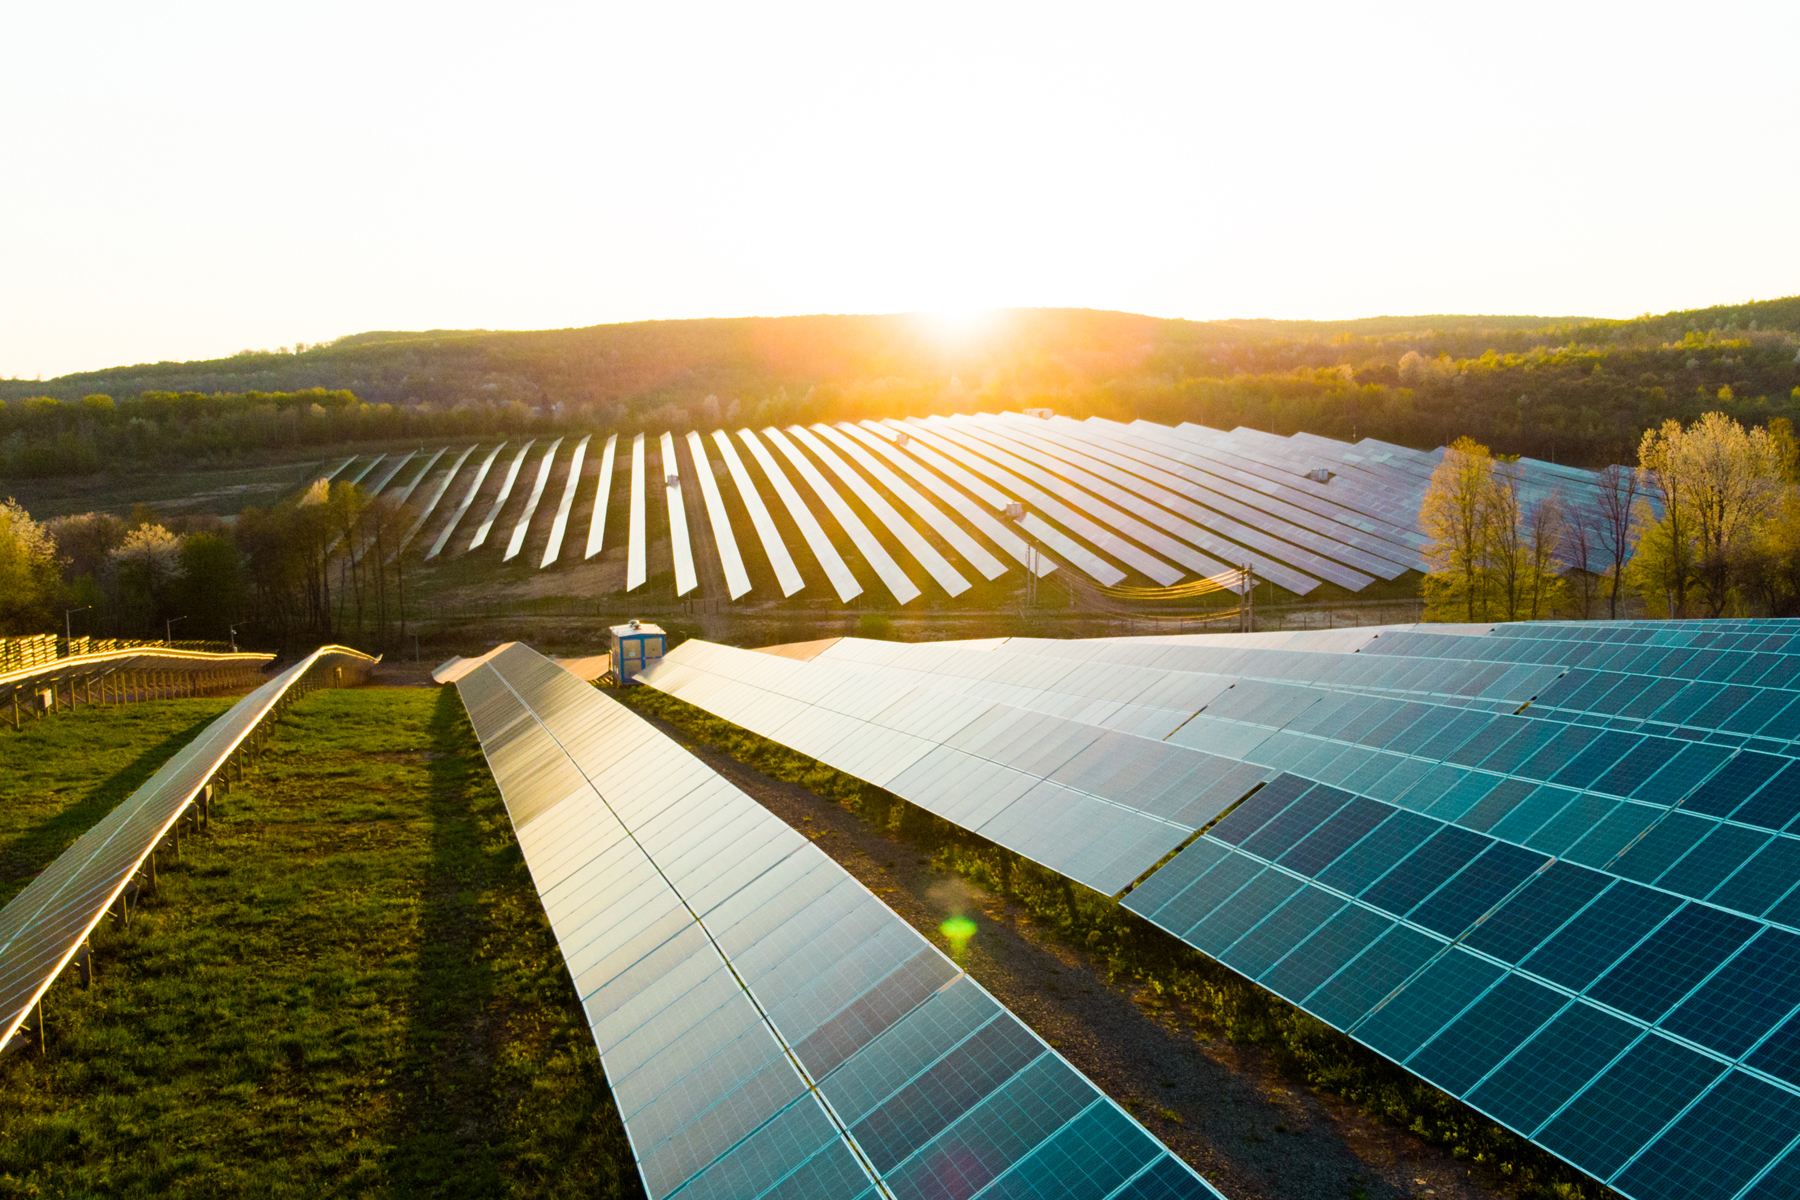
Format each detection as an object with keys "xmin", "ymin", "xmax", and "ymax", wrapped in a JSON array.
[{"xmin": 914, "ymin": 307, "xmax": 1000, "ymax": 345}]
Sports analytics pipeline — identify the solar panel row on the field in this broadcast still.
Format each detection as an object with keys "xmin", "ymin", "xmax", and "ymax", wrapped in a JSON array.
[
  {"xmin": 453, "ymin": 642, "xmax": 1221, "ymax": 1200},
  {"xmin": 640, "ymin": 623, "xmax": 1800, "ymax": 1200},
  {"xmin": 309, "ymin": 414, "xmax": 1628, "ymax": 606},
  {"xmin": 0, "ymin": 645, "xmax": 376, "ymax": 1056}
]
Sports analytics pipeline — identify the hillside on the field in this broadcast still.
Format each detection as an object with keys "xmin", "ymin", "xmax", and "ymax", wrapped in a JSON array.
[{"xmin": 4, "ymin": 300, "xmax": 1799, "ymax": 478}]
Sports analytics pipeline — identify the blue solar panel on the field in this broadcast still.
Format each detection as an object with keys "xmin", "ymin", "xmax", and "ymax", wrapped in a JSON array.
[{"xmin": 641, "ymin": 621, "xmax": 1800, "ymax": 1200}]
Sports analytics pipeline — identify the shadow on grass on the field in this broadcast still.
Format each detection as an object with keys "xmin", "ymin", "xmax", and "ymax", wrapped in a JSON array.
[
  {"xmin": 386, "ymin": 686, "xmax": 529, "ymax": 1195},
  {"xmin": 0, "ymin": 712, "xmax": 223, "ymax": 905}
]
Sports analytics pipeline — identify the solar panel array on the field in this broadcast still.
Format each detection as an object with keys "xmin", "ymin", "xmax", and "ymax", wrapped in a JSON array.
[
  {"xmin": 641, "ymin": 621, "xmax": 1800, "ymax": 1200},
  {"xmin": 315, "ymin": 412, "xmax": 1614, "ymax": 603},
  {"xmin": 0, "ymin": 644, "xmax": 376, "ymax": 1054},
  {"xmin": 453, "ymin": 642, "xmax": 1222, "ymax": 1200},
  {"xmin": 1, "ymin": 644, "xmax": 275, "ymax": 715}
]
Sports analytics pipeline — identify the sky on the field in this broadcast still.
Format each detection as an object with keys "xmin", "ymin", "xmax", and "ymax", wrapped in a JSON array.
[{"xmin": 3, "ymin": 1, "xmax": 1797, "ymax": 380}]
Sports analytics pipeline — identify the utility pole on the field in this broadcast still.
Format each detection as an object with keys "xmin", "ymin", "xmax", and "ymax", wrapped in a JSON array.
[
  {"xmin": 166, "ymin": 615, "xmax": 187, "ymax": 646},
  {"xmin": 1005, "ymin": 503, "xmax": 1035, "ymax": 609},
  {"xmin": 1240, "ymin": 565, "xmax": 1255, "ymax": 633},
  {"xmin": 64, "ymin": 605, "xmax": 90, "ymax": 654}
]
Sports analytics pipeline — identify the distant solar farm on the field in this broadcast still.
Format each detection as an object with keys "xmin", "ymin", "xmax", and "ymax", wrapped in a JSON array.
[{"xmin": 317, "ymin": 414, "xmax": 1613, "ymax": 602}]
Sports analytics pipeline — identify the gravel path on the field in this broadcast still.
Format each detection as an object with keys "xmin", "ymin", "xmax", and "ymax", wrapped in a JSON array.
[{"xmin": 634, "ymin": 707, "xmax": 1517, "ymax": 1200}]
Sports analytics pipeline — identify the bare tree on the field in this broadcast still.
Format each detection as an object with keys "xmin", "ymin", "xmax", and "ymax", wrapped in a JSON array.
[
  {"xmin": 1526, "ymin": 492, "xmax": 1567, "ymax": 620},
  {"xmin": 1593, "ymin": 463, "xmax": 1641, "ymax": 618},
  {"xmin": 1485, "ymin": 459, "xmax": 1527, "ymax": 621},
  {"xmin": 1562, "ymin": 503, "xmax": 1601, "ymax": 619}
]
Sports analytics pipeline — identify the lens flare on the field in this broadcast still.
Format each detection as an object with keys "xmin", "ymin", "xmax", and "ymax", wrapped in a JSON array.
[{"xmin": 940, "ymin": 915, "xmax": 977, "ymax": 959}]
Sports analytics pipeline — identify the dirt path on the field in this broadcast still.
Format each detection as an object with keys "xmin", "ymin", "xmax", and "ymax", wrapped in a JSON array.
[{"xmin": 634, "ymin": 707, "xmax": 1512, "ymax": 1200}]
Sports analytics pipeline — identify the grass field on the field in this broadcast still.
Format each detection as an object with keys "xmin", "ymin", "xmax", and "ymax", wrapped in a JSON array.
[
  {"xmin": 0, "ymin": 700, "xmax": 237, "ymax": 907},
  {"xmin": 0, "ymin": 688, "xmax": 640, "ymax": 1200}
]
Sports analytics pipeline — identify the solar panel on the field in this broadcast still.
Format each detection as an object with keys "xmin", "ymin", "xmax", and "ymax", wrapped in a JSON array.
[
  {"xmin": 659, "ymin": 432, "xmax": 698, "ymax": 597},
  {"xmin": 389, "ymin": 445, "xmax": 445, "ymax": 507},
  {"xmin": 428, "ymin": 441, "xmax": 506, "ymax": 560},
  {"xmin": 345, "ymin": 453, "xmax": 385, "ymax": 486},
  {"xmin": 785, "ymin": 424, "xmax": 971, "ymax": 597},
  {"xmin": 737, "ymin": 429, "xmax": 862, "ymax": 603},
  {"xmin": 641, "ymin": 623, "xmax": 1800, "ymax": 1200},
  {"xmin": 712, "ymin": 429, "xmax": 804, "ymax": 597},
  {"xmin": 469, "ymin": 439, "xmax": 536, "ymax": 552},
  {"xmin": 909, "ymin": 419, "xmax": 1188, "ymax": 586},
  {"xmin": 317, "ymin": 454, "xmax": 357, "ymax": 485},
  {"xmin": 862, "ymin": 422, "xmax": 1127, "ymax": 586},
  {"xmin": 641, "ymin": 641, "xmax": 1231, "ymax": 894},
  {"xmin": 762, "ymin": 427, "xmax": 923, "ymax": 605},
  {"xmin": 585, "ymin": 433, "xmax": 619, "ymax": 560},
  {"xmin": 352, "ymin": 447, "xmax": 445, "ymax": 564},
  {"xmin": 942, "ymin": 416, "xmax": 1276, "ymax": 589},
  {"xmin": 503, "ymin": 437, "xmax": 563, "ymax": 562},
  {"xmin": 628, "ymin": 432, "xmax": 648, "ymax": 591},
  {"xmin": 1051, "ymin": 418, "xmax": 1415, "ymax": 575},
  {"xmin": 997, "ymin": 415, "xmax": 1383, "ymax": 589},
  {"xmin": 393, "ymin": 444, "xmax": 467, "ymax": 558},
  {"xmin": 540, "ymin": 434, "xmax": 591, "ymax": 568},
  {"xmin": 364, "ymin": 448, "xmax": 415, "ymax": 496},
  {"xmin": 821, "ymin": 423, "xmax": 1013, "ymax": 580},
  {"xmin": 685, "ymin": 430, "xmax": 751, "ymax": 599},
  {"xmin": 0, "ymin": 645, "xmax": 375, "ymax": 1056},
  {"xmin": 453, "ymin": 642, "xmax": 1223, "ymax": 1200}
]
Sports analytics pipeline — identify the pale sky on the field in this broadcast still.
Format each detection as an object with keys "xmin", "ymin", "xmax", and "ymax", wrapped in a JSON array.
[{"xmin": 4, "ymin": 1, "xmax": 1796, "ymax": 380}]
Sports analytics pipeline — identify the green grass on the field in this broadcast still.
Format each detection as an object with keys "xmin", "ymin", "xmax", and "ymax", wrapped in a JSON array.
[
  {"xmin": 0, "ymin": 688, "xmax": 640, "ymax": 1199},
  {"xmin": 0, "ymin": 699, "xmax": 236, "ymax": 906},
  {"xmin": 617, "ymin": 684, "xmax": 1616, "ymax": 1200}
]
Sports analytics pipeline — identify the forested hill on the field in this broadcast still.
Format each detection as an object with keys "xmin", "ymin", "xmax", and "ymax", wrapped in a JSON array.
[{"xmin": 4, "ymin": 298, "xmax": 1799, "ymax": 478}]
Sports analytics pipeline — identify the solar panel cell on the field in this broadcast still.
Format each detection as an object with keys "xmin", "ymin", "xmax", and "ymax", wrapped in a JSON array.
[
  {"xmin": 1220, "ymin": 886, "xmax": 1346, "ymax": 978},
  {"xmin": 1465, "ymin": 1003, "xmax": 1641, "ymax": 1136},
  {"xmin": 1711, "ymin": 838, "xmax": 1800, "ymax": 917},
  {"xmin": 1536, "ymin": 1034, "xmax": 1726, "ymax": 1178},
  {"xmin": 1409, "ymin": 842, "xmax": 1549, "ymax": 938},
  {"xmin": 1307, "ymin": 924, "xmax": 1443, "ymax": 1028},
  {"xmin": 1521, "ymin": 882, "xmax": 1682, "ymax": 992},
  {"xmin": 1464, "ymin": 863, "xmax": 1613, "ymax": 963},
  {"xmin": 1355, "ymin": 948, "xmax": 1504, "ymax": 1062},
  {"xmin": 1656, "ymin": 823, "xmax": 1774, "ymax": 899},
  {"xmin": 1616, "ymin": 1070, "xmax": 1800, "ymax": 1200},
  {"xmin": 1187, "ymin": 870, "xmax": 1305, "ymax": 957},
  {"xmin": 1259, "ymin": 904, "xmax": 1395, "ymax": 1005},
  {"xmin": 1315, "ymin": 810, "xmax": 1440, "ymax": 894},
  {"xmin": 1587, "ymin": 903, "xmax": 1760, "ymax": 1022},
  {"xmin": 1363, "ymin": 825, "xmax": 1491, "ymax": 914},
  {"xmin": 1660, "ymin": 929, "xmax": 1800, "ymax": 1058},
  {"xmin": 1405, "ymin": 973, "xmax": 1569, "ymax": 1096}
]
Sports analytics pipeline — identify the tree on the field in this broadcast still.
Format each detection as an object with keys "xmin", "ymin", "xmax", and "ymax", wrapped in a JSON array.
[
  {"xmin": 1634, "ymin": 412, "xmax": 1788, "ymax": 617},
  {"xmin": 1525, "ymin": 492, "xmax": 1568, "ymax": 620},
  {"xmin": 1421, "ymin": 437, "xmax": 1495, "ymax": 620},
  {"xmin": 1561, "ymin": 502, "xmax": 1600, "ymax": 618},
  {"xmin": 1592, "ymin": 463, "xmax": 1641, "ymax": 618},
  {"xmin": 177, "ymin": 532, "xmax": 247, "ymax": 641},
  {"xmin": 1484, "ymin": 459, "xmax": 1528, "ymax": 621},
  {"xmin": 1635, "ymin": 419, "xmax": 1696, "ymax": 616},
  {"xmin": 0, "ymin": 498, "xmax": 59, "ymax": 633},
  {"xmin": 111, "ymin": 523, "xmax": 185, "ymax": 637}
]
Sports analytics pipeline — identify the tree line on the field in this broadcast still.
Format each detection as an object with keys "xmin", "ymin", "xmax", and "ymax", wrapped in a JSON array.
[
  {"xmin": 1421, "ymin": 412, "xmax": 1800, "ymax": 620},
  {"xmin": 0, "ymin": 389, "xmax": 564, "ymax": 479},
  {"xmin": 0, "ymin": 482, "xmax": 414, "ymax": 656}
]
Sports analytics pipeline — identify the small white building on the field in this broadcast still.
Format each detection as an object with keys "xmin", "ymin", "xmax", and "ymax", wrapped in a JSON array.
[{"xmin": 609, "ymin": 620, "xmax": 667, "ymax": 684}]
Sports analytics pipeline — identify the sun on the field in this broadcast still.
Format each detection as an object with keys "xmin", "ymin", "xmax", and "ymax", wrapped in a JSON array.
[{"xmin": 913, "ymin": 307, "xmax": 1001, "ymax": 345}]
